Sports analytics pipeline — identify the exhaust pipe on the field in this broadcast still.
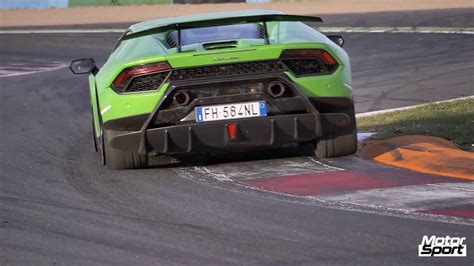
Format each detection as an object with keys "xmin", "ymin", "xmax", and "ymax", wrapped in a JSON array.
[
  {"xmin": 266, "ymin": 81, "xmax": 286, "ymax": 98},
  {"xmin": 173, "ymin": 90, "xmax": 191, "ymax": 106}
]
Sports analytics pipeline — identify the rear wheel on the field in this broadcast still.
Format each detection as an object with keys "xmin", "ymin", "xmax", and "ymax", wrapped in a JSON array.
[
  {"xmin": 315, "ymin": 119, "xmax": 357, "ymax": 158},
  {"xmin": 315, "ymin": 129, "xmax": 357, "ymax": 158},
  {"xmin": 103, "ymin": 129, "xmax": 148, "ymax": 170}
]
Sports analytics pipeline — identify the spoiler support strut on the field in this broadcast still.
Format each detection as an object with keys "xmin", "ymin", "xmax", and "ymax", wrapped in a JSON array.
[
  {"xmin": 263, "ymin": 21, "xmax": 270, "ymax": 45},
  {"xmin": 176, "ymin": 24, "xmax": 182, "ymax": 53}
]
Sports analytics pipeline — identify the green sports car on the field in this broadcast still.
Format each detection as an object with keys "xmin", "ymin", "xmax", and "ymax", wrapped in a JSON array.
[{"xmin": 70, "ymin": 10, "xmax": 357, "ymax": 169}]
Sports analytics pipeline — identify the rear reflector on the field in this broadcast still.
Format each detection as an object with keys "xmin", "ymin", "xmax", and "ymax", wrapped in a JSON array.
[{"xmin": 227, "ymin": 123, "xmax": 237, "ymax": 139}]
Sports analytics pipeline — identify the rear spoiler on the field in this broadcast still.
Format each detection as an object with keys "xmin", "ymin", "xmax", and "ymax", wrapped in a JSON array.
[{"xmin": 120, "ymin": 14, "xmax": 323, "ymax": 52}]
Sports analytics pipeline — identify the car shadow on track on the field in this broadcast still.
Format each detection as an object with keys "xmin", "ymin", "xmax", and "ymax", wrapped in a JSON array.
[{"xmin": 147, "ymin": 143, "xmax": 316, "ymax": 169}]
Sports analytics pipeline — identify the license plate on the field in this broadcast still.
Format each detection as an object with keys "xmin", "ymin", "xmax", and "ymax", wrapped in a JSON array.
[{"xmin": 195, "ymin": 101, "xmax": 266, "ymax": 123}]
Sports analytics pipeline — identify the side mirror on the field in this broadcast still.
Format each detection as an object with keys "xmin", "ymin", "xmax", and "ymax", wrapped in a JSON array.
[
  {"xmin": 327, "ymin": 35, "xmax": 344, "ymax": 47},
  {"xmin": 70, "ymin": 58, "xmax": 98, "ymax": 75}
]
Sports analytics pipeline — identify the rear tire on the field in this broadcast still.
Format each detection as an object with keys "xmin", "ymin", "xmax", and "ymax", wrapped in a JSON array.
[
  {"xmin": 315, "ymin": 122, "xmax": 357, "ymax": 158},
  {"xmin": 103, "ymin": 129, "xmax": 148, "ymax": 170}
]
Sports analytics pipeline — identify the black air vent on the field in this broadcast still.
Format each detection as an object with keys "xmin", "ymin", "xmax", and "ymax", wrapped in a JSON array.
[
  {"xmin": 257, "ymin": 24, "xmax": 266, "ymax": 39},
  {"xmin": 203, "ymin": 41, "xmax": 238, "ymax": 50},
  {"xmin": 126, "ymin": 72, "xmax": 170, "ymax": 92},
  {"xmin": 166, "ymin": 34, "xmax": 177, "ymax": 48},
  {"xmin": 282, "ymin": 59, "xmax": 329, "ymax": 76},
  {"xmin": 170, "ymin": 61, "xmax": 286, "ymax": 81}
]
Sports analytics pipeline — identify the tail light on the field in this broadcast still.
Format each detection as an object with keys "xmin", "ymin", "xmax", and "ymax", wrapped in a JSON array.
[
  {"xmin": 280, "ymin": 49, "xmax": 338, "ymax": 76},
  {"xmin": 111, "ymin": 61, "xmax": 171, "ymax": 93}
]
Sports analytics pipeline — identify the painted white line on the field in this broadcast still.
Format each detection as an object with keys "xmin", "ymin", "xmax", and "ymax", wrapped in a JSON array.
[
  {"xmin": 0, "ymin": 29, "xmax": 126, "ymax": 34},
  {"xmin": 1, "ymin": 27, "xmax": 473, "ymax": 35},
  {"xmin": 428, "ymin": 183, "xmax": 474, "ymax": 192},
  {"xmin": 318, "ymin": 26, "xmax": 474, "ymax": 35},
  {"xmin": 356, "ymin": 95, "xmax": 474, "ymax": 118},
  {"xmin": 307, "ymin": 157, "xmax": 345, "ymax": 171}
]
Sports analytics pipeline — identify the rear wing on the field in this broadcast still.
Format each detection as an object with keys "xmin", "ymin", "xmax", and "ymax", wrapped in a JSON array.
[{"xmin": 120, "ymin": 14, "xmax": 323, "ymax": 52}]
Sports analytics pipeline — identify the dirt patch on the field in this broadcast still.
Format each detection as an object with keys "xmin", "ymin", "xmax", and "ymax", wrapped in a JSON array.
[
  {"xmin": 1, "ymin": 0, "xmax": 473, "ymax": 27},
  {"xmin": 360, "ymin": 135, "xmax": 474, "ymax": 180}
]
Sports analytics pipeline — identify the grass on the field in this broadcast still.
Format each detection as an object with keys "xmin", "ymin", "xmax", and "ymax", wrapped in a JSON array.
[{"xmin": 357, "ymin": 98, "xmax": 474, "ymax": 151}]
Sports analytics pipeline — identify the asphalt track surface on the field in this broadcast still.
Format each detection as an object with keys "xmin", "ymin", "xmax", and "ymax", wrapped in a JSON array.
[{"xmin": 1, "ymin": 9, "xmax": 474, "ymax": 265}]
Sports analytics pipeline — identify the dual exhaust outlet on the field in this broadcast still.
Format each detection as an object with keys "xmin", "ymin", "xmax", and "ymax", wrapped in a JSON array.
[
  {"xmin": 173, "ymin": 81, "xmax": 287, "ymax": 107},
  {"xmin": 266, "ymin": 81, "xmax": 286, "ymax": 98}
]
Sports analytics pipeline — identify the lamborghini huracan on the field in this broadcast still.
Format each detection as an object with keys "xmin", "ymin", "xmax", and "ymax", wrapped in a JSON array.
[{"xmin": 70, "ymin": 10, "xmax": 357, "ymax": 169}]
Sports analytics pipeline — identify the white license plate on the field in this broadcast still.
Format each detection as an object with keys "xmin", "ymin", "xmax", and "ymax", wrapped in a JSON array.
[{"xmin": 195, "ymin": 101, "xmax": 266, "ymax": 123}]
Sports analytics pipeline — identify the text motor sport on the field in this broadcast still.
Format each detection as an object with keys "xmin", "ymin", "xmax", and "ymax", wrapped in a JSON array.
[{"xmin": 419, "ymin": 235, "xmax": 467, "ymax": 257}]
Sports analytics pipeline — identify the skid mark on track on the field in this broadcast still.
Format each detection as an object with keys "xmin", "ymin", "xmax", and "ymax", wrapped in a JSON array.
[
  {"xmin": 0, "ymin": 59, "xmax": 66, "ymax": 77},
  {"xmin": 192, "ymin": 166, "xmax": 231, "ymax": 181},
  {"xmin": 171, "ymin": 156, "xmax": 339, "ymax": 187}
]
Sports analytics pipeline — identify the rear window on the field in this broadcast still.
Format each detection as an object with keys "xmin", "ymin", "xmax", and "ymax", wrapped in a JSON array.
[
  {"xmin": 168, "ymin": 23, "xmax": 264, "ymax": 46},
  {"xmin": 110, "ymin": 21, "xmax": 330, "ymax": 61}
]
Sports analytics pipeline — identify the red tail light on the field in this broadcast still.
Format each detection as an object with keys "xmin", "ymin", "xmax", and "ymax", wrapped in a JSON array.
[
  {"xmin": 112, "ymin": 61, "xmax": 171, "ymax": 93},
  {"xmin": 280, "ymin": 49, "xmax": 338, "ymax": 76}
]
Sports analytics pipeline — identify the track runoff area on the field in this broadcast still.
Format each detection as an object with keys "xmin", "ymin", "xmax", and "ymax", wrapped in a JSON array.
[{"xmin": 0, "ymin": 26, "xmax": 472, "ymax": 225}]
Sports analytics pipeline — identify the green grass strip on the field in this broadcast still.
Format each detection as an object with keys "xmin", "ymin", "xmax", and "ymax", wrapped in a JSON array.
[{"xmin": 357, "ymin": 98, "xmax": 474, "ymax": 151}]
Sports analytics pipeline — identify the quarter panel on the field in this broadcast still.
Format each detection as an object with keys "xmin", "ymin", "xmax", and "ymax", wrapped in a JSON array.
[{"xmin": 98, "ymin": 83, "xmax": 168, "ymax": 123}]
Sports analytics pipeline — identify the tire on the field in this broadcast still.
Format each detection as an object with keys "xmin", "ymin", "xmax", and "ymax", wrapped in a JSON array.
[
  {"xmin": 103, "ymin": 129, "xmax": 148, "ymax": 170},
  {"xmin": 315, "ymin": 122, "xmax": 357, "ymax": 158}
]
